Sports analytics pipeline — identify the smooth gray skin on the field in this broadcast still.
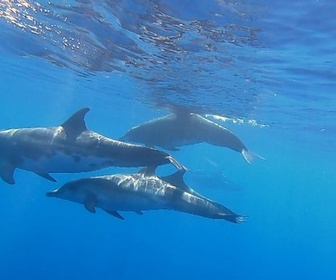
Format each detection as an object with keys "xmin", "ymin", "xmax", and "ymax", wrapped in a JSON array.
[
  {"xmin": 0, "ymin": 108, "xmax": 184, "ymax": 184},
  {"xmin": 46, "ymin": 168, "xmax": 245, "ymax": 223},
  {"xmin": 120, "ymin": 113, "xmax": 262, "ymax": 163}
]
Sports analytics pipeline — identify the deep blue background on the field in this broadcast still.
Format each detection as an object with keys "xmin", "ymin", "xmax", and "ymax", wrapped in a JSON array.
[{"xmin": 1, "ymin": 1, "xmax": 336, "ymax": 279}]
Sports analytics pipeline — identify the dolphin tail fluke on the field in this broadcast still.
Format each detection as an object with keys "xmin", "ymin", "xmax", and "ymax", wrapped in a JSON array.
[
  {"xmin": 242, "ymin": 149, "xmax": 265, "ymax": 164},
  {"xmin": 211, "ymin": 200, "xmax": 247, "ymax": 223},
  {"xmin": 232, "ymin": 215, "xmax": 247, "ymax": 223},
  {"xmin": 167, "ymin": 156, "xmax": 187, "ymax": 171},
  {"xmin": 221, "ymin": 214, "xmax": 247, "ymax": 223}
]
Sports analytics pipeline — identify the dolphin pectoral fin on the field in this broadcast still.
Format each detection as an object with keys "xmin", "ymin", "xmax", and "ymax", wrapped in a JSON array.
[
  {"xmin": 35, "ymin": 172, "xmax": 57, "ymax": 182},
  {"xmin": 103, "ymin": 210, "xmax": 125, "ymax": 220},
  {"xmin": 135, "ymin": 210, "xmax": 144, "ymax": 215},
  {"xmin": 84, "ymin": 195, "xmax": 96, "ymax": 213},
  {"xmin": 0, "ymin": 161, "xmax": 16, "ymax": 185},
  {"xmin": 61, "ymin": 107, "xmax": 90, "ymax": 141}
]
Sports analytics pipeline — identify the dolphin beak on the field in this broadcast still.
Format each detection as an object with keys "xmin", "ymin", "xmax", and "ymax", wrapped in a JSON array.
[{"xmin": 46, "ymin": 190, "xmax": 58, "ymax": 197}]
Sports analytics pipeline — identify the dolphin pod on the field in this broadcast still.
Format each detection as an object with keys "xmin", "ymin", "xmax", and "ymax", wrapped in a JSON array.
[
  {"xmin": 0, "ymin": 108, "xmax": 260, "ymax": 223},
  {"xmin": 120, "ymin": 112, "xmax": 263, "ymax": 164},
  {"xmin": 0, "ymin": 108, "xmax": 184, "ymax": 184},
  {"xmin": 46, "ymin": 168, "xmax": 245, "ymax": 223}
]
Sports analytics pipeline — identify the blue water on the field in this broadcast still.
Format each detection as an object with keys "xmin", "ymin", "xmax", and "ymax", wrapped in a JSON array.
[{"xmin": 1, "ymin": 0, "xmax": 336, "ymax": 279}]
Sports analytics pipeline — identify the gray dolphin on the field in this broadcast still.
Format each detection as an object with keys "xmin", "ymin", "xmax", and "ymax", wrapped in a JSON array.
[
  {"xmin": 0, "ymin": 108, "xmax": 184, "ymax": 184},
  {"xmin": 120, "ymin": 112, "xmax": 263, "ymax": 163},
  {"xmin": 46, "ymin": 168, "xmax": 245, "ymax": 223}
]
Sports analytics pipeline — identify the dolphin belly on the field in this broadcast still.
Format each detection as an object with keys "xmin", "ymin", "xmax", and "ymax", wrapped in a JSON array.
[
  {"xmin": 19, "ymin": 152, "xmax": 113, "ymax": 173},
  {"xmin": 96, "ymin": 191, "xmax": 167, "ymax": 212}
]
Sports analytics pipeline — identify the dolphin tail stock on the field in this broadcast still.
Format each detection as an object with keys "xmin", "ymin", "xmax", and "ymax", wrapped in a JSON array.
[
  {"xmin": 242, "ymin": 149, "xmax": 265, "ymax": 164},
  {"xmin": 209, "ymin": 199, "xmax": 247, "ymax": 223},
  {"xmin": 167, "ymin": 155, "xmax": 187, "ymax": 171}
]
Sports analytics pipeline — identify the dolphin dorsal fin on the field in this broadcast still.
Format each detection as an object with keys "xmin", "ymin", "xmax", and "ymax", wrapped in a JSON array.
[
  {"xmin": 161, "ymin": 170, "xmax": 206, "ymax": 199},
  {"xmin": 160, "ymin": 170, "xmax": 191, "ymax": 192},
  {"xmin": 137, "ymin": 166, "xmax": 157, "ymax": 176},
  {"xmin": 61, "ymin": 107, "xmax": 90, "ymax": 141}
]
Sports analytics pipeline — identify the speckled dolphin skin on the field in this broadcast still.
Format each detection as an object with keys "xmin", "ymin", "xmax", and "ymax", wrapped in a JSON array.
[
  {"xmin": 46, "ymin": 168, "xmax": 245, "ymax": 223},
  {"xmin": 0, "ymin": 108, "xmax": 184, "ymax": 184},
  {"xmin": 120, "ymin": 112, "xmax": 263, "ymax": 164}
]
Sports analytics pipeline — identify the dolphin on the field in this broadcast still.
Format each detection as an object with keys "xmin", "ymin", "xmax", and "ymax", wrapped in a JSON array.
[
  {"xmin": 46, "ymin": 168, "xmax": 245, "ymax": 223},
  {"xmin": 0, "ymin": 108, "xmax": 184, "ymax": 184},
  {"xmin": 120, "ymin": 112, "xmax": 263, "ymax": 163}
]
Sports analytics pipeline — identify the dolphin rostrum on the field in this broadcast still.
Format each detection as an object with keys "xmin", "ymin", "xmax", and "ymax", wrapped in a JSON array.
[
  {"xmin": 120, "ymin": 112, "xmax": 263, "ymax": 164},
  {"xmin": 46, "ymin": 168, "xmax": 245, "ymax": 223},
  {"xmin": 0, "ymin": 108, "xmax": 184, "ymax": 184}
]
